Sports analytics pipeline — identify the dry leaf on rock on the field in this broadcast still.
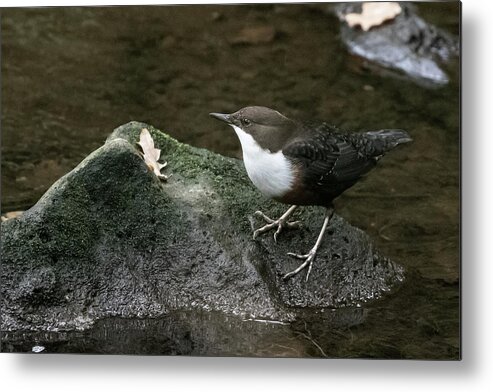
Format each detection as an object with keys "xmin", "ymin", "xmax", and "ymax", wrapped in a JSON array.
[
  {"xmin": 137, "ymin": 128, "xmax": 169, "ymax": 181},
  {"xmin": 1, "ymin": 211, "xmax": 24, "ymax": 222},
  {"xmin": 344, "ymin": 2, "xmax": 402, "ymax": 31}
]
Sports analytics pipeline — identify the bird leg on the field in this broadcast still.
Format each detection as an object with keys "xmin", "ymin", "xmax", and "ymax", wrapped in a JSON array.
[
  {"xmin": 253, "ymin": 205, "xmax": 301, "ymax": 242},
  {"xmin": 283, "ymin": 207, "xmax": 334, "ymax": 282}
]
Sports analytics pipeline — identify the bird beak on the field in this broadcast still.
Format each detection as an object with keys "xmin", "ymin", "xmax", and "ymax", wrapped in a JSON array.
[{"xmin": 209, "ymin": 112, "xmax": 232, "ymax": 124}]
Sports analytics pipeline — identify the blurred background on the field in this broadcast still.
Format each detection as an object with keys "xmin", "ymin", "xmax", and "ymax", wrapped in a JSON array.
[{"xmin": 1, "ymin": 3, "xmax": 460, "ymax": 358}]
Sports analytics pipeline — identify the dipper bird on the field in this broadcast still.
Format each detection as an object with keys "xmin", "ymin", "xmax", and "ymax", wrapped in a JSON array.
[{"xmin": 210, "ymin": 106, "xmax": 412, "ymax": 281}]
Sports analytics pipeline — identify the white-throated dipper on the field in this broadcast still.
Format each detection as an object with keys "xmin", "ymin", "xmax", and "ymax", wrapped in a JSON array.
[{"xmin": 210, "ymin": 106, "xmax": 412, "ymax": 281}]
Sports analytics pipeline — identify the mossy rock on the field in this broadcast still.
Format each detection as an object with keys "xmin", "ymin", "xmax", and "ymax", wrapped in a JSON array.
[{"xmin": 1, "ymin": 122, "xmax": 404, "ymax": 331}]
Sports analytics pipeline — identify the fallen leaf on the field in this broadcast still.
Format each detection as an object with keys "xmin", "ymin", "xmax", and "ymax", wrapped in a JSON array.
[
  {"xmin": 230, "ymin": 25, "xmax": 276, "ymax": 45},
  {"xmin": 1, "ymin": 211, "xmax": 24, "ymax": 222},
  {"xmin": 137, "ymin": 128, "xmax": 169, "ymax": 181},
  {"xmin": 344, "ymin": 2, "xmax": 401, "ymax": 31}
]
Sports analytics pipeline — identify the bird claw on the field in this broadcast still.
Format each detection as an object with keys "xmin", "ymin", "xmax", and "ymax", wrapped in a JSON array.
[
  {"xmin": 286, "ymin": 251, "xmax": 306, "ymax": 260},
  {"xmin": 283, "ymin": 249, "xmax": 317, "ymax": 282},
  {"xmin": 254, "ymin": 210, "xmax": 275, "ymax": 224},
  {"xmin": 252, "ymin": 210, "xmax": 301, "ymax": 242},
  {"xmin": 286, "ymin": 221, "xmax": 302, "ymax": 229}
]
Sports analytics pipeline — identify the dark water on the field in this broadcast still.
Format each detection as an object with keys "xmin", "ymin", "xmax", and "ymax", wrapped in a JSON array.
[{"xmin": 1, "ymin": 3, "xmax": 460, "ymax": 358}]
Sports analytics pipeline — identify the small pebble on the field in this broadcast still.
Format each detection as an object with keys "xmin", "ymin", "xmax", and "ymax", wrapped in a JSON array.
[{"xmin": 32, "ymin": 345, "xmax": 45, "ymax": 353}]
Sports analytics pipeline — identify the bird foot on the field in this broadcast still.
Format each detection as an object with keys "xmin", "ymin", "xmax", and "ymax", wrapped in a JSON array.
[
  {"xmin": 252, "ymin": 210, "xmax": 301, "ymax": 242},
  {"xmin": 282, "ymin": 248, "xmax": 318, "ymax": 282}
]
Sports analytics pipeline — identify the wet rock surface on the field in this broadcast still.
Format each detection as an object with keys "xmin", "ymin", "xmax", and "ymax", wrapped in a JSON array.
[
  {"xmin": 333, "ymin": 2, "xmax": 458, "ymax": 85},
  {"xmin": 1, "ymin": 122, "xmax": 404, "ymax": 332}
]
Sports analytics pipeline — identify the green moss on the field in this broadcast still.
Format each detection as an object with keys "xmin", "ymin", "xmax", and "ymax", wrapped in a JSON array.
[{"xmin": 107, "ymin": 121, "xmax": 271, "ymax": 230}]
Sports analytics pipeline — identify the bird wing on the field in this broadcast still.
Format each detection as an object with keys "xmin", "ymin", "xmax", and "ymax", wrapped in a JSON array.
[{"xmin": 282, "ymin": 129, "xmax": 376, "ymax": 188}]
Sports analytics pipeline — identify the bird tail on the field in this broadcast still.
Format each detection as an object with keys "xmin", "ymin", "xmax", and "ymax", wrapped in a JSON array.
[{"xmin": 364, "ymin": 129, "xmax": 412, "ymax": 155}]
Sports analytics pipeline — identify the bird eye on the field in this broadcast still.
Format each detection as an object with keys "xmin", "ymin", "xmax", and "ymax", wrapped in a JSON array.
[{"xmin": 243, "ymin": 118, "xmax": 251, "ymax": 126}]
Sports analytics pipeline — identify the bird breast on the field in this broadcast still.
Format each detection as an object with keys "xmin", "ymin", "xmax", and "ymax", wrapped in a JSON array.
[{"xmin": 232, "ymin": 125, "xmax": 295, "ymax": 199}]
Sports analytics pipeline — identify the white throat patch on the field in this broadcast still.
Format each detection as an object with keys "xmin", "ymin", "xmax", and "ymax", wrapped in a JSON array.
[{"xmin": 231, "ymin": 125, "xmax": 294, "ymax": 198}]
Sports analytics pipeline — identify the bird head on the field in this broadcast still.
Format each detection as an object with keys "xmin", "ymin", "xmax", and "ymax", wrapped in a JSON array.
[{"xmin": 210, "ymin": 106, "xmax": 297, "ymax": 152}]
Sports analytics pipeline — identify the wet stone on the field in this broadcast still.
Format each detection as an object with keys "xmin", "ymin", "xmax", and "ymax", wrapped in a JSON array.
[
  {"xmin": 333, "ymin": 2, "xmax": 458, "ymax": 85},
  {"xmin": 1, "ymin": 122, "xmax": 404, "ymax": 332}
]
